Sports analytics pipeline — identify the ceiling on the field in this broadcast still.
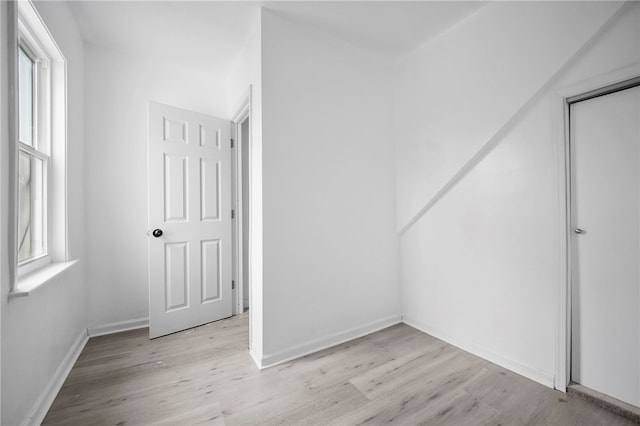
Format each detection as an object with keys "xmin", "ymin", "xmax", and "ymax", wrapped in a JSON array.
[
  {"xmin": 67, "ymin": 1, "xmax": 485, "ymax": 78},
  {"xmin": 68, "ymin": 1, "xmax": 261, "ymax": 77},
  {"xmin": 264, "ymin": 1, "xmax": 485, "ymax": 57}
]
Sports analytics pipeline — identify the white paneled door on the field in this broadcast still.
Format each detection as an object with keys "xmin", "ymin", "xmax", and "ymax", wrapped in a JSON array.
[
  {"xmin": 571, "ymin": 84, "xmax": 640, "ymax": 406},
  {"xmin": 148, "ymin": 102, "xmax": 232, "ymax": 338}
]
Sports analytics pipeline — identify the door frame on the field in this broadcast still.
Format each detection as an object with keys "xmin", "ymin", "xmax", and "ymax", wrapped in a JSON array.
[
  {"xmin": 553, "ymin": 65, "xmax": 640, "ymax": 392},
  {"xmin": 231, "ymin": 86, "xmax": 253, "ymax": 329}
]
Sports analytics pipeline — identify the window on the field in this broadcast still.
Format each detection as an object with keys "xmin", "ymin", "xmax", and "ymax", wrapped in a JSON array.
[
  {"xmin": 18, "ymin": 38, "xmax": 50, "ymax": 270},
  {"xmin": 10, "ymin": 0, "xmax": 73, "ymax": 295}
]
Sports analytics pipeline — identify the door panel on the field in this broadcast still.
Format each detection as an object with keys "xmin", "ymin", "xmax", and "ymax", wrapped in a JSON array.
[
  {"xmin": 164, "ymin": 154, "xmax": 188, "ymax": 222},
  {"xmin": 201, "ymin": 239, "xmax": 221, "ymax": 302},
  {"xmin": 200, "ymin": 158, "xmax": 220, "ymax": 221},
  {"xmin": 571, "ymin": 85, "xmax": 640, "ymax": 406},
  {"xmin": 165, "ymin": 242, "xmax": 189, "ymax": 311},
  {"xmin": 149, "ymin": 102, "xmax": 232, "ymax": 338}
]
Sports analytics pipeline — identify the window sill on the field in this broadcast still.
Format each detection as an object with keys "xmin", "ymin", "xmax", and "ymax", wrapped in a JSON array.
[{"xmin": 9, "ymin": 260, "xmax": 79, "ymax": 299}]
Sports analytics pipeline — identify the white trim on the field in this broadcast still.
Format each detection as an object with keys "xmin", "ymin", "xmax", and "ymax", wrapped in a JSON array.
[
  {"xmin": 250, "ymin": 348, "xmax": 262, "ymax": 369},
  {"xmin": 552, "ymin": 63, "xmax": 640, "ymax": 392},
  {"xmin": 21, "ymin": 329, "xmax": 88, "ymax": 426},
  {"xmin": 17, "ymin": 252, "xmax": 51, "ymax": 277},
  {"xmin": 231, "ymin": 86, "xmax": 253, "ymax": 354},
  {"xmin": 403, "ymin": 315, "xmax": 554, "ymax": 388},
  {"xmin": 552, "ymin": 87, "xmax": 571, "ymax": 392},
  {"xmin": 260, "ymin": 315, "xmax": 401, "ymax": 369},
  {"xmin": 16, "ymin": 0, "xmax": 64, "ymax": 62},
  {"xmin": 231, "ymin": 88, "xmax": 251, "ymax": 315},
  {"xmin": 231, "ymin": 86, "xmax": 251, "ymax": 124},
  {"xmin": 9, "ymin": 259, "xmax": 77, "ymax": 298},
  {"xmin": 11, "ymin": 0, "xmax": 68, "ymax": 292},
  {"xmin": 7, "ymin": 0, "xmax": 19, "ymax": 291},
  {"xmin": 234, "ymin": 111, "xmax": 250, "ymax": 316},
  {"xmin": 231, "ymin": 93, "xmax": 251, "ymax": 125},
  {"xmin": 87, "ymin": 317, "xmax": 149, "ymax": 338}
]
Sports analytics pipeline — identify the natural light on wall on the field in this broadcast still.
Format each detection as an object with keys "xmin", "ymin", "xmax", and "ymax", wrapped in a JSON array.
[{"xmin": 10, "ymin": 0, "xmax": 74, "ymax": 297}]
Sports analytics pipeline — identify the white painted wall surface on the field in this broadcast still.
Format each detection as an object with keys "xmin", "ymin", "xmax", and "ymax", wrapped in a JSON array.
[
  {"xmin": 84, "ymin": 44, "xmax": 229, "ymax": 331},
  {"xmin": 394, "ymin": 1, "xmax": 624, "ymax": 231},
  {"xmin": 1, "ymin": 1, "xmax": 87, "ymax": 424},
  {"xmin": 260, "ymin": 11, "xmax": 400, "ymax": 365},
  {"xmin": 397, "ymin": 2, "xmax": 638, "ymax": 387},
  {"xmin": 227, "ymin": 13, "xmax": 264, "ymax": 363}
]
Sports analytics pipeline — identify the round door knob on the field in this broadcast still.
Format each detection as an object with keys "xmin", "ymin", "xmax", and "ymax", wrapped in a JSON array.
[
  {"xmin": 574, "ymin": 228, "xmax": 584, "ymax": 234},
  {"xmin": 152, "ymin": 229, "xmax": 163, "ymax": 238}
]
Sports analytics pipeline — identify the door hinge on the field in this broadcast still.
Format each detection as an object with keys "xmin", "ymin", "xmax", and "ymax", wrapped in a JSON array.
[
  {"xmin": 232, "ymin": 280, "xmax": 236, "ymax": 290},
  {"xmin": 231, "ymin": 138, "xmax": 234, "ymax": 148},
  {"xmin": 231, "ymin": 209, "xmax": 235, "ymax": 219}
]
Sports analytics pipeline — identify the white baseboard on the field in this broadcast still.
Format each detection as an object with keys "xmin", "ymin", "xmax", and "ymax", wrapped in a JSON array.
[
  {"xmin": 87, "ymin": 317, "xmax": 149, "ymax": 337},
  {"xmin": 23, "ymin": 329, "xmax": 88, "ymax": 426},
  {"xmin": 402, "ymin": 315, "xmax": 554, "ymax": 388},
  {"xmin": 249, "ymin": 348, "xmax": 263, "ymax": 369},
  {"xmin": 260, "ymin": 314, "xmax": 402, "ymax": 369}
]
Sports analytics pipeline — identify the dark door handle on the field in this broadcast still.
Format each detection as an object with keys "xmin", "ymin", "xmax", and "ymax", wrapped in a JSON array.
[{"xmin": 152, "ymin": 229, "xmax": 163, "ymax": 238}]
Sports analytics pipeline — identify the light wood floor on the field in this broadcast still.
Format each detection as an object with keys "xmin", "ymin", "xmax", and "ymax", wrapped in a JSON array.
[{"xmin": 44, "ymin": 314, "xmax": 636, "ymax": 425}]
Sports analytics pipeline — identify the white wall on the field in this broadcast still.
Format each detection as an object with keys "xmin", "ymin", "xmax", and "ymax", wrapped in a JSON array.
[
  {"xmin": 396, "ymin": 1, "xmax": 637, "ymax": 386},
  {"xmin": 395, "ymin": 1, "xmax": 625, "ymax": 231},
  {"xmin": 260, "ymin": 11, "xmax": 400, "ymax": 365},
  {"xmin": 84, "ymin": 44, "xmax": 229, "ymax": 331},
  {"xmin": 227, "ymin": 12, "xmax": 264, "ymax": 363},
  {"xmin": 1, "ymin": 1, "xmax": 87, "ymax": 424}
]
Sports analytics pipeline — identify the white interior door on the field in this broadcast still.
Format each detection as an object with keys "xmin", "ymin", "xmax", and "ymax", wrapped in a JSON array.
[
  {"xmin": 570, "ymin": 84, "xmax": 640, "ymax": 406},
  {"xmin": 148, "ymin": 101, "xmax": 232, "ymax": 338}
]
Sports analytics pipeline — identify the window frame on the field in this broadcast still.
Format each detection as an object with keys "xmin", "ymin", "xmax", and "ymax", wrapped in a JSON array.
[
  {"xmin": 8, "ymin": 0, "xmax": 74, "ymax": 297},
  {"xmin": 16, "ymin": 27, "xmax": 53, "ymax": 276},
  {"xmin": 17, "ymin": 42, "xmax": 36, "ymax": 147}
]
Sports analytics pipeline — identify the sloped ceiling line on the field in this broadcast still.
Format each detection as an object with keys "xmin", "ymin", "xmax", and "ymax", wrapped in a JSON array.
[{"xmin": 397, "ymin": 2, "xmax": 630, "ymax": 236}]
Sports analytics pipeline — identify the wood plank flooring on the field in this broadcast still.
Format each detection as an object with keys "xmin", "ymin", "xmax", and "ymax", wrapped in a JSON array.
[{"xmin": 43, "ymin": 314, "xmax": 636, "ymax": 425}]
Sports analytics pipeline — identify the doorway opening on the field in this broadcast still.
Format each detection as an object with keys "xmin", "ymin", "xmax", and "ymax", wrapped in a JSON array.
[{"xmin": 232, "ymin": 88, "xmax": 253, "ymax": 348}]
